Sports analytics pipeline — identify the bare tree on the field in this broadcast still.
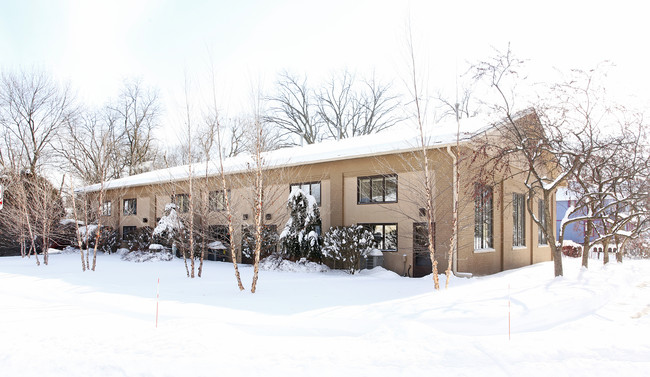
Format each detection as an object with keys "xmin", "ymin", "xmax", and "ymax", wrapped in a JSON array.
[
  {"xmin": 57, "ymin": 109, "xmax": 123, "ymax": 184},
  {"xmin": 206, "ymin": 66, "xmax": 245, "ymax": 290},
  {"xmin": 266, "ymin": 70, "xmax": 400, "ymax": 145},
  {"xmin": 436, "ymin": 84, "xmax": 480, "ymax": 122},
  {"xmin": 265, "ymin": 71, "xmax": 320, "ymax": 145},
  {"xmin": 575, "ymin": 117, "xmax": 650, "ymax": 265},
  {"xmin": 111, "ymin": 79, "xmax": 160, "ymax": 176},
  {"xmin": 471, "ymin": 57, "xmax": 570, "ymax": 277},
  {"xmin": 180, "ymin": 73, "xmax": 198, "ymax": 278},
  {"xmin": 468, "ymin": 47, "xmax": 641, "ymax": 277},
  {"xmin": 68, "ymin": 182, "xmax": 88, "ymax": 271},
  {"xmin": 404, "ymin": 26, "xmax": 440, "ymax": 289},
  {"xmin": 0, "ymin": 68, "xmax": 77, "ymax": 174},
  {"xmin": 318, "ymin": 71, "xmax": 400, "ymax": 140},
  {"xmin": 220, "ymin": 117, "xmax": 248, "ymax": 158},
  {"xmin": 0, "ymin": 170, "xmax": 63, "ymax": 265},
  {"xmin": 249, "ymin": 108, "xmax": 266, "ymax": 293}
]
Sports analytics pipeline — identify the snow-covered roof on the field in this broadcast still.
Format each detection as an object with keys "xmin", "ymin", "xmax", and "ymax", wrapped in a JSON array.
[{"xmin": 79, "ymin": 115, "xmax": 494, "ymax": 193}]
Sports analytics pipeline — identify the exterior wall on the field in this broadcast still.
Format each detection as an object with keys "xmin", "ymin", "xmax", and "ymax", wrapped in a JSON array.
[
  {"xmin": 96, "ymin": 144, "xmax": 555, "ymax": 277},
  {"xmin": 100, "ymin": 186, "xmax": 155, "ymax": 237},
  {"xmin": 456, "ymin": 148, "xmax": 554, "ymax": 276}
]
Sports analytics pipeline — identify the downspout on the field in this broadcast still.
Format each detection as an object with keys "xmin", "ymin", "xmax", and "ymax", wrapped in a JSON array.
[{"xmin": 446, "ymin": 145, "xmax": 472, "ymax": 278}]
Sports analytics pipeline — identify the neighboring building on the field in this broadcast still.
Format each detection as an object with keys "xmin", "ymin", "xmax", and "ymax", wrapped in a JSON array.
[
  {"xmin": 556, "ymin": 186, "xmax": 632, "ymax": 246},
  {"xmin": 80, "ymin": 113, "xmax": 555, "ymax": 277},
  {"xmin": 556, "ymin": 187, "xmax": 588, "ymax": 244}
]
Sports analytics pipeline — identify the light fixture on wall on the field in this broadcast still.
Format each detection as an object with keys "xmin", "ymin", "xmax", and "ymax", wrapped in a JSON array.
[
  {"xmin": 419, "ymin": 208, "xmax": 426, "ymax": 217},
  {"xmin": 265, "ymin": 213, "xmax": 272, "ymax": 220},
  {"xmin": 243, "ymin": 214, "xmax": 249, "ymax": 220}
]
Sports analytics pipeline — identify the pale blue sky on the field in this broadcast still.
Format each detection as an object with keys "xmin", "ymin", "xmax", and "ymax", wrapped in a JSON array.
[{"xmin": 1, "ymin": 0, "xmax": 648, "ymax": 142}]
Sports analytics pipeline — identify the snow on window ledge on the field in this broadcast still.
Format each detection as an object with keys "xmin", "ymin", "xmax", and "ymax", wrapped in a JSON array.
[
  {"xmin": 513, "ymin": 246, "xmax": 527, "ymax": 250},
  {"xmin": 474, "ymin": 248, "xmax": 496, "ymax": 254}
]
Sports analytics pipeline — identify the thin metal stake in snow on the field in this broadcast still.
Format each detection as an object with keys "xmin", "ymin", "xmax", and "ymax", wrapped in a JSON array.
[
  {"xmin": 156, "ymin": 278, "xmax": 160, "ymax": 328},
  {"xmin": 508, "ymin": 283, "xmax": 511, "ymax": 341}
]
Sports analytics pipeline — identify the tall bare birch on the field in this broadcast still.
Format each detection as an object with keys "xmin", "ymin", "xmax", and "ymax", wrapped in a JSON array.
[
  {"xmin": 250, "ymin": 113, "xmax": 265, "ymax": 293},
  {"xmin": 405, "ymin": 25, "xmax": 439, "ymax": 289},
  {"xmin": 207, "ymin": 63, "xmax": 245, "ymax": 290}
]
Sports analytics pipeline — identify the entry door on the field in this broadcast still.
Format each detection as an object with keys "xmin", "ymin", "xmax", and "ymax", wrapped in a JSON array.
[{"xmin": 413, "ymin": 222, "xmax": 434, "ymax": 277}]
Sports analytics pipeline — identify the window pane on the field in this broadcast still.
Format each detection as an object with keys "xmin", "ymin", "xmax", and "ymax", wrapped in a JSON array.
[
  {"xmin": 512, "ymin": 193, "xmax": 526, "ymax": 246},
  {"xmin": 102, "ymin": 201, "xmax": 111, "ymax": 216},
  {"xmin": 209, "ymin": 191, "xmax": 217, "ymax": 211},
  {"xmin": 486, "ymin": 193, "xmax": 493, "ymax": 248},
  {"xmin": 538, "ymin": 199, "xmax": 547, "ymax": 245},
  {"xmin": 359, "ymin": 178, "xmax": 371, "ymax": 203},
  {"xmin": 372, "ymin": 225, "xmax": 383, "ymax": 248},
  {"xmin": 385, "ymin": 225, "xmax": 397, "ymax": 250},
  {"xmin": 385, "ymin": 176, "xmax": 397, "ymax": 201},
  {"xmin": 310, "ymin": 182, "xmax": 321, "ymax": 205},
  {"xmin": 300, "ymin": 183, "xmax": 310, "ymax": 193},
  {"xmin": 219, "ymin": 191, "xmax": 226, "ymax": 211},
  {"xmin": 371, "ymin": 178, "xmax": 384, "ymax": 202}
]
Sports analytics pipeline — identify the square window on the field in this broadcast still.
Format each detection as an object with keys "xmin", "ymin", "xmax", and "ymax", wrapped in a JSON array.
[
  {"xmin": 123, "ymin": 198, "xmax": 137, "ymax": 216},
  {"xmin": 122, "ymin": 226, "xmax": 136, "ymax": 241},
  {"xmin": 360, "ymin": 223, "xmax": 398, "ymax": 251},
  {"xmin": 209, "ymin": 190, "xmax": 228, "ymax": 211}
]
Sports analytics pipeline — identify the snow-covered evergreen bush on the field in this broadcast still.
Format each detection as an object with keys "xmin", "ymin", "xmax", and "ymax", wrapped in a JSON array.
[
  {"xmin": 241, "ymin": 225, "xmax": 279, "ymax": 262},
  {"xmin": 94, "ymin": 227, "xmax": 120, "ymax": 254},
  {"xmin": 126, "ymin": 227, "xmax": 153, "ymax": 251},
  {"xmin": 77, "ymin": 225, "xmax": 120, "ymax": 253},
  {"xmin": 152, "ymin": 203, "xmax": 184, "ymax": 248},
  {"xmin": 323, "ymin": 225, "xmax": 376, "ymax": 274},
  {"xmin": 279, "ymin": 188, "xmax": 322, "ymax": 261}
]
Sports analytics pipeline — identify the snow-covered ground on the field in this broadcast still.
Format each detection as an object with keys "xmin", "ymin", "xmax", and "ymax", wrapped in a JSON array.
[{"xmin": 1, "ymin": 252, "xmax": 649, "ymax": 376}]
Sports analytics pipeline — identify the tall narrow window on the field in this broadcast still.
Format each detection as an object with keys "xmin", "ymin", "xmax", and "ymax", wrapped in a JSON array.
[
  {"xmin": 474, "ymin": 184, "xmax": 493, "ymax": 250},
  {"xmin": 102, "ymin": 201, "xmax": 112, "ymax": 217},
  {"xmin": 538, "ymin": 199, "xmax": 548, "ymax": 245},
  {"xmin": 513, "ymin": 193, "xmax": 526, "ymax": 246},
  {"xmin": 123, "ymin": 198, "xmax": 137, "ymax": 216}
]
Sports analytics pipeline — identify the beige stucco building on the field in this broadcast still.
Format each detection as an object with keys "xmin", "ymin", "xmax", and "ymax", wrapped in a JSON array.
[{"xmin": 82, "ymin": 114, "xmax": 554, "ymax": 277}]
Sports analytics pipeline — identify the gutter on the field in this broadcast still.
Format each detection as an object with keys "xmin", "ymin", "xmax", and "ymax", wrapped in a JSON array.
[{"xmin": 446, "ymin": 145, "xmax": 472, "ymax": 278}]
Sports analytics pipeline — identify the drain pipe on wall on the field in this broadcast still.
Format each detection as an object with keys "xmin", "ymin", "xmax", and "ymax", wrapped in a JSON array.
[{"xmin": 446, "ymin": 145, "xmax": 472, "ymax": 278}]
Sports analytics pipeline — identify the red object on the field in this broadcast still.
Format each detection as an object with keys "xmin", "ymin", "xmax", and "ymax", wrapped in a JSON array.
[{"xmin": 156, "ymin": 278, "xmax": 160, "ymax": 328}]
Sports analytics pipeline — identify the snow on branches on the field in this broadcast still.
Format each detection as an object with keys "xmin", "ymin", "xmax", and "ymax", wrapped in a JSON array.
[
  {"xmin": 322, "ymin": 225, "xmax": 376, "ymax": 274},
  {"xmin": 279, "ymin": 187, "xmax": 322, "ymax": 261}
]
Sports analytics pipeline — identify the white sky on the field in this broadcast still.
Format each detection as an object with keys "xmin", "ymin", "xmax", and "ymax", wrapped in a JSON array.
[{"xmin": 1, "ymin": 0, "xmax": 648, "ymax": 144}]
